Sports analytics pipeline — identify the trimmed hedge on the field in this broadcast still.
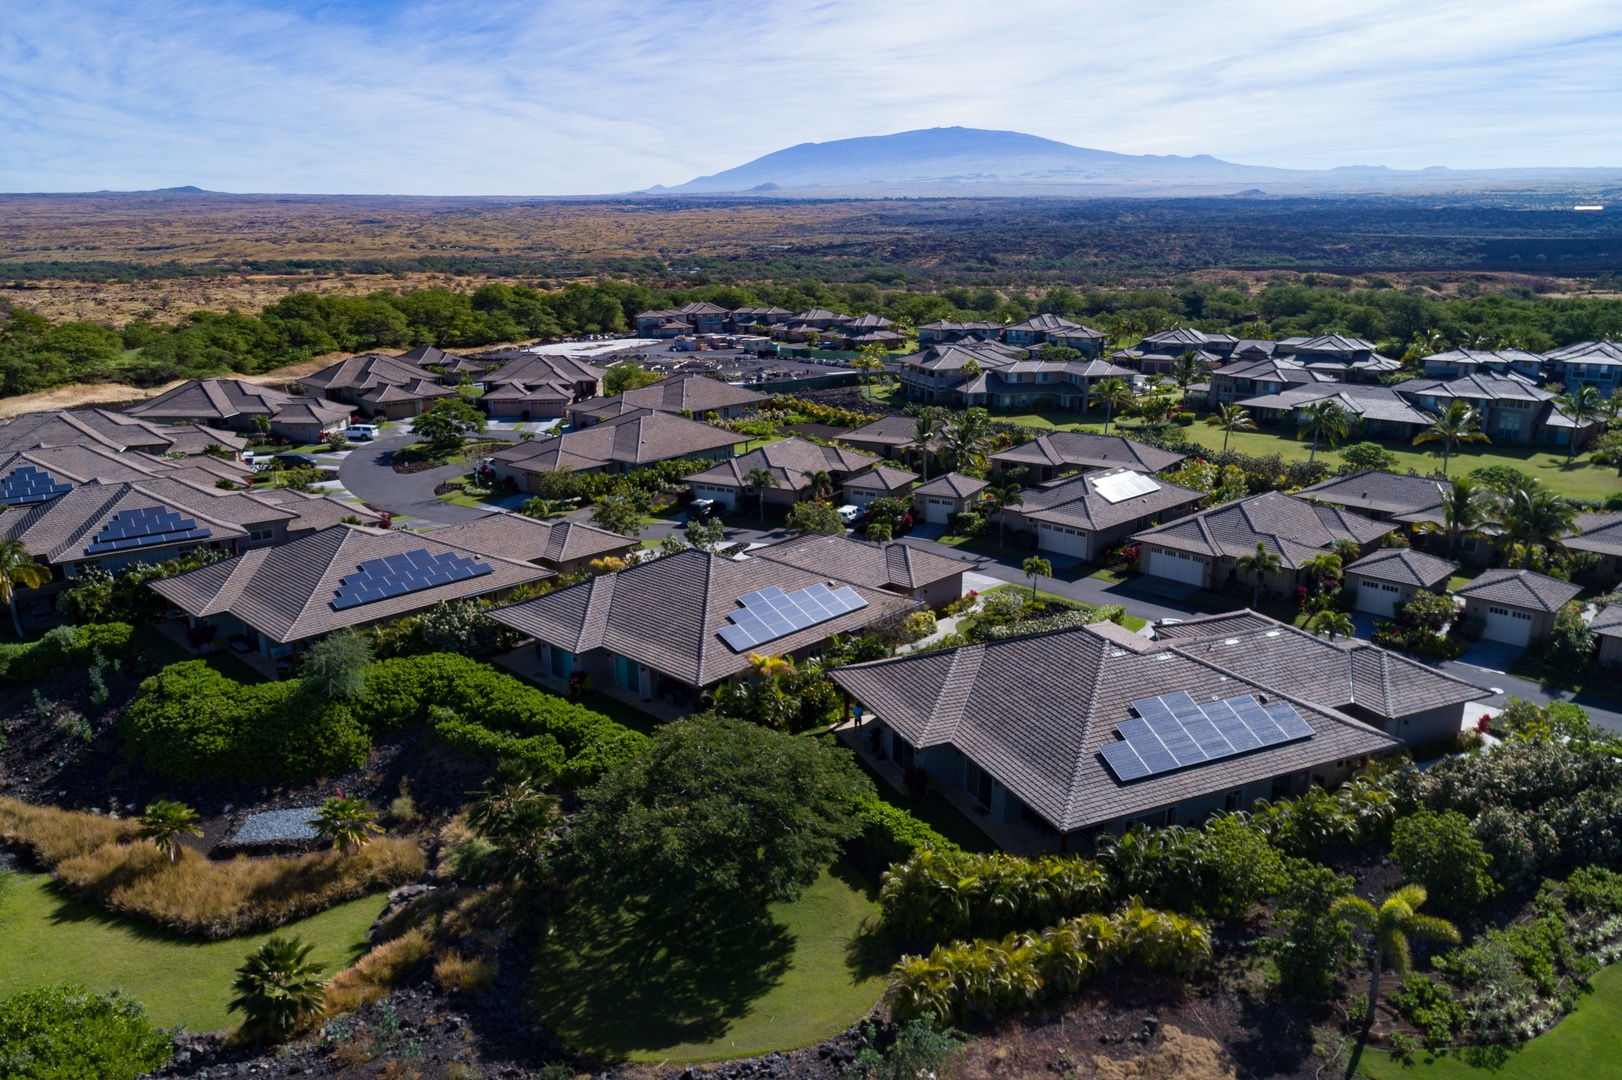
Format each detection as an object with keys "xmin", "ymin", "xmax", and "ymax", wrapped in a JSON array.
[
  {"xmin": 856, "ymin": 799, "xmax": 960, "ymax": 865},
  {"xmin": 0, "ymin": 623, "xmax": 134, "ymax": 682}
]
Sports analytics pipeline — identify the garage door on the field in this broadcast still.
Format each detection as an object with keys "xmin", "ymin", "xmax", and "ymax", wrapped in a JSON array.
[
  {"xmin": 922, "ymin": 497, "xmax": 954, "ymax": 524},
  {"xmin": 1148, "ymin": 547, "xmax": 1205, "ymax": 586},
  {"xmin": 848, "ymin": 489, "xmax": 878, "ymax": 507},
  {"xmin": 1483, "ymin": 604, "xmax": 1534, "ymax": 646},
  {"xmin": 1037, "ymin": 522, "xmax": 1089, "ymax": 558},
  {"xmin": 691, "ymin": 484, "xmax": 736, "ymax": 512},
  {"xmin": 1356, "ymin": 579, "xmax": 1404, "ymax": 617}
]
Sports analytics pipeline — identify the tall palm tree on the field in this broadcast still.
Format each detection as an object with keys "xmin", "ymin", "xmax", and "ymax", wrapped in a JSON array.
[
  {"xmin": 912, "ymin": 408, "xmax": 942, "ymax": 482},
  {"xmin": 1023, "ymin": 556, "xmax": 1052, "ymax": 600},
  {"xmin": 854, "ymin": 344, "xmax": 889, "ymax": 402},
  {"xmin": 743, "ymin": 466, "xmax": 778, "ymax": 524},
  {"xmin": 1235, "ymin": 540, "xmax": 1283, "ymax": 609},
  {"xmin": 982, "ymin": 483, "xmax": 1024, "ymax": 547},
  {"xmin": 228, "ymin": 936, "xmax": 328, "ymax": 1042},
  {"xmin": 1412, "ymin": 400, "xmax": 1490, "ymax": 476},
  {"xmin": 138, "ymin": 800, "xmax": 203, "ymax": 864},
  {"xmin": 0, "ymin": 538, "xmax": 50, "ymax": 640},
  {"xmin": 1419, "ymin": 475, "xmax": 1497, "ymax": 558},
  {"xmin": 944, "ymin": 408, "xmax": 993, "ymax": 473},
  {"xmin": 1556, "ymin": 383, "xmax": 1606, "ymax": 461},
  {"xmin": 804, "ymin": 469, "xmax": 835, "ymax": 501},
  {"xmin": 1094, "ymin": 378, "xmax": 1134, "ymax": 435},
  {"xmin": 1295, "ymin": 400, "xmax": 1349, "ymax": 464},
  {"xmin": 311, "ymin": 796, "xmax": 381, "ymax": 855},
  {"xmin": 1300, "ymin": 551, "xmax": 1343, "ymax": 590},
  {"xmin": 1205, "ymin": 404, "xmax": 1257, "ymax": 453},
  {"xmin": 1331, "ymin": 884, "xmax": 1459, "ymax": 1035},
  {"xmin": 1171, "ymin": 350, "xmax": 1209, "ymax": 389},
  {"xmin": 1308, "ymin": 610, "xmax": 1356, "ymax": 642},
  {"xmin": 1497, "ymin": 483, "xmax": 1578, "ymax": 568}
]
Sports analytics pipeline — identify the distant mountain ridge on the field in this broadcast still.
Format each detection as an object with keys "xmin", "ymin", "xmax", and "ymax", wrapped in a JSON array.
[{"xmin": 649, "ymin": 127, "xmax": 1622, "ymax": 198}]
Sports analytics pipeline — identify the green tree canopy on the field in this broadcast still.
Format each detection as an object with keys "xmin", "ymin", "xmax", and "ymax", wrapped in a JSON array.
[
  {"xmin": 409, "ymin": 396, "xmax": 487, "ymax": 450},
  {"xmin": 786, "ymin": 499, "xmax": 844, "ymax": 535},
  {"xmin": 604, "ymin": 359, "xmax": 663, "ymax": 396},
  {"xmin": 299, "ymin": 631, "xmax": 373, "ymax": 701}
]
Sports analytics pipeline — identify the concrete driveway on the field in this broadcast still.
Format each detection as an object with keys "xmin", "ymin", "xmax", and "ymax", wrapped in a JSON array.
[
  {"xmin": 1452, "ymin": 640, "xmax": 1525, "ymax": 675},
  {"xmin": 336, "ymin": 435, "xmax": 496, "ymax": 526}
]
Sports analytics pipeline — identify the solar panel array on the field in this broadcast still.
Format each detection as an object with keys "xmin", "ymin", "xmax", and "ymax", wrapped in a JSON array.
[
  {"xmin": 85, "ymin": 505, "xmax": 212, "ymax": 556},
  {"xmin": 1100, "ymin": 690, "xmax": 1315, "ymax": 782},
  {"xmin": 331, "ymin": 547, "xmax": 493, "ymax": 611},
  {"xmin": 1092, "ymin": 470, "xmax": 1161, "ymax": 504},
  {"xmin": 718, "ymin": 583, "xmax": 869, "ymax": 652},
  {"xmin": 0, "ymin": 466, "xmax": 73, "ymax": 506}
]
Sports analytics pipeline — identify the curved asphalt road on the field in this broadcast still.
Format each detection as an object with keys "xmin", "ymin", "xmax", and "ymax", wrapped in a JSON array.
[{"xmin": 338, "ymin": 434, "xmax": 496, "ymax": 526}]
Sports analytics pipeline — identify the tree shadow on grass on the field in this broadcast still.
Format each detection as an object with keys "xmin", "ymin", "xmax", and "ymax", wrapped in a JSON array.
[
  {"xmin": 831, "ymin": 861, "xmax": 897, "ymax": 985},
  {"xmin": 530, "ymin": 898, "xmax": 795, "ymax": 1057}
]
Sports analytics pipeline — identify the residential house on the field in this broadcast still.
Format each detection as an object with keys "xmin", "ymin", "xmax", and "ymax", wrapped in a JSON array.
[
  {"xmin": 1566, "ymin": 511, "xmax": 1622, "ymax": 583},
  {"xmin": 916, "ymin": 320, "xmax": 1003, "ymax": 345},
  {"xmin": 300, "ymin": 354, "xmax": 456, "ymax": 420},
  {"xmin": 1133, "ymin": 490, "xmax": 1391, "ymax": 592},
  {"xmin": 425, "ymin": 514, "xmax": 637, "ymax": 575},
  {"xmin": 838, "ymin": 415, "xmax": 931, "ymax": 465},
  {"xmin": 676, "ymin": 302, "xmax": 731, "ymax": 335},
  {"xmin": 485, "ymin": 548, "xmax": 915, "ymax": 703},
  {"xmin": 1235, "ymin": 383, "xmax": 1432, "ymax": 439},
  {"xmin": 1589, "ymin": 605, "xmax": 1622, "ymax": 668},
  {"xmin": 1397, "ymin": 373, "xmax": 1592, "ymax": 447},
  {"xmin": 0, "ymin": 409, "xmax": 206, "ymax": 457},
  {"xmin": 1002, "ymin": 314, "xmax": 1105, "ymax": 355},
  {"xmin": 912, "ymin": 473, "xmax": 988, "ymax": 525},
  {"xmin": 898, "ymin": 342, "xmax": 1135, "ymax": 410},
  {"xmin": 1276, "ymin": 335, "xmax": 1401, "ymax": 381},
  {"xmin": 1344, "ymin": 548, "xmax": 1459, "ymax": 617},
  {"xmin": 1207, "ymin": 357, "xmax": 1328, "ymax": 407},
  {"xmin": 728, "ymin": 307, "xmax": 793, "ymax": 331},
  {"xmin": 752, "ymin": 533, "xmax": 967, "ymax": 609},
  {"xmin": 987, "ymin": 432, "xmax": 1184, "ymax": 484},
  {"xmin": 840, "ymin": 465, "xmax": 919, "ymax": 507},
  {"xmin": 126, "ymin": 378, "xmax": 353, "ymax": 441},
  {"xmin": 152, "ymin": 523, "xmax": 548, "ymax": 671},
  {"xmin": 566, "ymin": 375, "xmax": 767, "ymax": 426},
  {"xmin": 1292, "ymin": 471, "xmax": 1501, "ymax": 565},
  {"xmin": 1422, "ymin": 349, "xmax": 1545, "ymax": 381},
  {"xmin": 999, "ymin": 469, "xmax": 1203, "ymax": 560},
  {"xmin": 635, "ymin": 310, "xmax": 693, "ymax": 338},
  {"xmin": 1122, "ymin": 328, "xmax": 1235, "ymax": 375},
  {"xmin": 1453, "ymin": 568, "xmax": 1581, "ymax": 646},
  {"xmin": 683, "ymin": 437, "xmax": 879, "ymax": 513},
  {"xmin": 479, "ymin": 354, "xmax": 607, "ymax": 419},
  {"xmin": 1545, "ymin": 341, "xmax": 1622, "ymax": 398},
  {"xmin": 829, "ymin": 622, "xmax": 1398, "ymax": 848},
  {"xmin": 487, "ymin": 410, "xmax": 743, "ymax": 492}
]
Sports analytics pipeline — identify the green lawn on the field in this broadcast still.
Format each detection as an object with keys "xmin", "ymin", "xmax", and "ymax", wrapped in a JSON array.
[
  {"xmin": 981, "ymin": 582, "xmax": 1148, "ymax": 631},
  {"xmin": 530, "ymin": 865, "xmax": 888, "ymax": 1063},
  {"xmin": 0, "ymin": 876, "xmax": 385, "ymax": 1032},
  {"xmin": 1358, "ymin": 963, "xmax": 1622, "ymax": 1079}
]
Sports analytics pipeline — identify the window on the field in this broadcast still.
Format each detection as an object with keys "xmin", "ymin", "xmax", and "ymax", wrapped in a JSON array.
[
  {"xmin": 248, "ymin": 527, "xmax": 275, "ymax": 542},
  {"xmin": 965, "ymin": 759, "xmax": 993, "ymax": 807},
  {"xmin": 1224, "ymin": 790, "xmax": 1241, "ymax": 812},
  {"xmin": 548, "ymin": 647, "xmax": 572, "ymax": 679},
  {"xmin": 613, "ymin": 654, "xmax": 639, "ymax": 692},
  {"xmin": 1461, "ymin": 536, "xmax": 1479, "ymax": 554}
]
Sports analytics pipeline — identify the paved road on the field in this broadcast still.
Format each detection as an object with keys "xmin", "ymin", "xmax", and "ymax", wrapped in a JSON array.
[{"xmin": 337, "ymin": 435, "xmax": 496, "ymax": 526}]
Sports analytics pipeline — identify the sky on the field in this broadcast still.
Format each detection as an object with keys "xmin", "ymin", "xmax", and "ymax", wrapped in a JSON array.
[{"xmin": 4, "ymin": 0, "xmax": 1622, "ymax": 194}]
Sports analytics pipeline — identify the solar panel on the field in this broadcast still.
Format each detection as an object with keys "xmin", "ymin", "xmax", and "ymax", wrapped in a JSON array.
[
  {"xmin": 1102, "ymin": 692, "xmax": 1314, "ymax": 782},
  {"xmin": 0, "ymin": 466, "xmax": 73, "ymax": 506},
  {"xmin": 85, "ymin": 505, "xmax": 213, "ymax": 555},
  {"xmin": 330, "ymin": 547, "xmax": 494, "ymax": 611},
  {"xmin": 1093, "ymin": 470, "xmax": 1161, "ymax": 504},
  {"xmin": 717, "ymin": 581, "xmax": 871, "ymax": 652}
]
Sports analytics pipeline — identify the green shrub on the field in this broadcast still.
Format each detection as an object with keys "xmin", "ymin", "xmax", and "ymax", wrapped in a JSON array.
[
  {"xmin": 854, "ymin": 799, "xmax": 960, "ymax": 868},
  {"xmin": 880, "ymin": 849, "xmax": 1113, "ymax": 942},
  {"xmin": 1392, "ymin": 809, "xmax": 1498, "ymax": 915},
  {"xmin": 1388, "ymin": 975, "xmax": 1466, "ymax": 1047},
  {"xmin": 0, "ymin": 623, "xmax": 135, "ymax": 682},
  {"xmin": 0, "ymin": 984, "xmax": 172, "ymax": 1080}
]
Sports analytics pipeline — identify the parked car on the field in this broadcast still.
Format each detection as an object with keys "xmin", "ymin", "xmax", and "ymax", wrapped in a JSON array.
[
  {"xmin": 837, "ymin": 504, "xmax": 862, "ymax": 526},
  {"xmin": 688, "ymin": 498, "xmax": 722, "ymax": 523},
  {"xmin": 272, "ymin": 453, "xmax": 319, "ymax": 468},
  {"xmin": 340, "ymin": 424, "xmax": 379, "ymax": 441}
]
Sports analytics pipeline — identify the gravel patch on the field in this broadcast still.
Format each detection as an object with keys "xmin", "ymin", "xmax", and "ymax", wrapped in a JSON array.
[{"xmin": 229, "ymin": 807, "xmax": 320, "ymax": 845}]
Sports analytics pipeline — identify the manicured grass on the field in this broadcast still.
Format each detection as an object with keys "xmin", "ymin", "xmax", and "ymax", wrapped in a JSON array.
[
  {"xmin": 0, "ymin": 875, "xmax": 384, "ymax": 1032},
  {"xmin": 1358, "ymin": 963, "xmax": 1622, "ymax": 1079},
  {"xmin": 530, "ymin": 866, "xmax": 888, "ymax": 1063}
]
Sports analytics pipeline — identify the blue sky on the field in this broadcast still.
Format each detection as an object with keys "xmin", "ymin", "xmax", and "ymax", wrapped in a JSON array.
[{"xmin": 4, "ymin": 0, "xmax": 1622, "ymax": 194}]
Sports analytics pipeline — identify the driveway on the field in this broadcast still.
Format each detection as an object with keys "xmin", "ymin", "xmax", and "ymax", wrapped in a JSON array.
[{"xmin": 336, "ymin": 435, "xmax": 497, "ymax": 526}]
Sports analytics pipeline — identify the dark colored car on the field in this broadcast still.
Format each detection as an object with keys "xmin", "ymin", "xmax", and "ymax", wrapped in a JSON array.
[
  {"xmin": 273, "ymin": 453, "xmax": 320, "ymax": 468},
  {"xmin": 688, "ymin": 498, "xmax": 723, "ymax": 523}
]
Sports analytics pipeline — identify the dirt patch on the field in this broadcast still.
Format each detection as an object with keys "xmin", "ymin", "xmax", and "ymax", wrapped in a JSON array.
[{"xmin": 1092, "ymin": 1025, "xmax": 1234, "ymax": 1080}]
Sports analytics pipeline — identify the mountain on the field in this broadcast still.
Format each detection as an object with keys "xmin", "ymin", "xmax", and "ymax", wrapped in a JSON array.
[{"xmin": 649, "ymin": 127, "xmax": 1622, "ymax": 198}]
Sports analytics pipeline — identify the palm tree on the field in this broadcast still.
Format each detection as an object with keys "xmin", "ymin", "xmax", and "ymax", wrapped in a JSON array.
[
  {"xmin": 944, "ymin": 408, "xmax": 993, "ymax": 473},
  {"xmin": 1094, "ymin": 378, "xmax": 1134, "ymax": 435},
  {"xmin": 1331, "ymin": 885, "xmax": 1459, "ymax": 1036},
  {"xmin": 1023, "ymin": 556, "xmax": 1052, "ymax": 600},
  {"xmin": 912, "ymin": 408, "xmax": 942, "ymax": 482},
  {"xmin": 1419, "ymin": 475, "xmax": 1497, "ymax": 558},
  {"xmin": 1556, "ymin": 383, "xmax": 1606, "ymax": 461},
  {"xmin": 1308, "ymin": 610, "xmax": 1356, "ymax": 642},
  {"xmin": 138, "ymin": 800, "xmax": 203, "ymax": 864},
  {"xmin": 1295, "ymin": 400, "xmax": 1349, "ymax": 464},
  {"xmin": 743, "ymin": 466, "xmax": 778, "ymax": 524},
  {"xmin": 1235, "ymin": 540, "xmax": 1283, "ymax": 609},
  {"xmin": 804, "ymin": 469, "xmax": 835, "ymax": 501},
  {"xmin": 1300, "ymin": 551, "xmax": 1343, "ymax": 590},
  {"xmin": 746, "ymin": 652, "xmax": 795, "ymax": 681},
  {"xmin": 1205, "ymin": 403, "xmax": 1257, "ymax": 453},
  {"xmin": 0, "ymin": 538, "xmax": 50, "ymax": 640},
  {"xmin": 1412, "ymin": 400, "xmax": 1490, "ymax": 476},
  {"xmin": 311, "ymin": 796, "xmax": 381, "ymax": 855},
  {"xmin": 228, "ymin": 936, "xmax": 328, "ymax": 1042},
  {"xmin": 982, "ymin": 483, "xmax": 1024, "ymax": 547},
  {"xmin": 1172, "ymin": 350, "xmax": 1209, "ymax": 389},
  {"xmin": 855, "ymin": 344, "xmax": 889, "ymax": 402},
  {"xmin": 1497, "ymin": 483, "xmax": 1578, "ymax": 568}
]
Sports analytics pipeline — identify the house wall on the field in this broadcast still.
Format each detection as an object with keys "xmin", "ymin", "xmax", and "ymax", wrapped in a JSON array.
[
  {"xmin": 274, "ymin": 420, "xmax": 341, "ymax": 444},
  {"xmin": 1387, "ymin": 702, "xmax": 1469, "ymax": 748},
  {"xmin": 893, "ymin": 575, "xmax": 965, "ymax": 610},
  {"xmin": 1599, "ymin": 634, "xmax": 1622, "ymax": 668}
]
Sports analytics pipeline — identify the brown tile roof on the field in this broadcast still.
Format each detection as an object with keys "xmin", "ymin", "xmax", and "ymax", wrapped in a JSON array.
[
  {"xmin": 125, "ymin": 379, "xmax": 317, "ymax": 424},
  {"xmin": 683, "ymin": 437, "xmax": 879, "ymax": 492},
  {"xmin": 1454, "ymin": 568, "xmax": 1581, "ymax": 612},
  {"xmin": 572, "ymin": 375, "xmax": 767, "ymax": 420},
  {"xmin": 913, "ymin": 473, "xmax": 988, "ymax": 500},
  {"xmin": 482, "ymin": 353, "xmax": 607, "ymax": 391},
  {"xmin": 1293, "ymin": 470, "xmax": 1450, "ymax": 523},
  {"xmin": 831, "ymin": 626, "xmax": 1397, "ymax": 832},
  {"xmin": 989, "ymin": 432, "xmax": 1185, "ymax": 475},
  {"xmin": 150, "ymin": 523, "xmax": 549, "ymax": 644},
  {"xmin": 751, "ymin": 533, "xmax": 965, "ymax": 592},
  {"xmin": 301, "ymin": 354, "xmax": 425, "ymax": 394},
  {"xmin": 156, "ymin": 425, "xmax": 251, "ymax": 455},
  {"xmin": 486, "ymin": 548, "xmax": 915, "ymax": 687},
  {"xmin": 839, "ymin": 415, "xmax": 925, "ymax": 449},
  {"xmin": 1133, "ymin": 491, "xmax": 1392, "ymax": 569},
  {"xmin": 0, "ymin": 410, "xmax": 175, "ymax": 454},
  {"xmin": 425, "ymin": 514, "xmax": 634, "ymax": 566},
  {"xmin": 843, "ymin": 465, "xmax": 919, "ymax": 494},
  {"xmin": 0, "ymin": 479, "xmax": 252, "ymax": 563},
  {"xmin": 1589, "ymin": 604, "xmax": 1622, "ymax": 639},
  {"xmin": 492, "ymin": 410, "xmax": 743, "ymax": 474},
  {"xmin": 1566, "ymin": 512, "xmax": 1622, "ymax": 558},
  {"xmin": 1152, "ymin": 611, "xmax": 1278, "ymax": 640},
  {"xmin": 1345, "ymin": 547, "xmax": 1458, "ymax": 588},
  {"xmin": 1012, "ymin": 469, "xmax": 1204, "ymax": 533}
]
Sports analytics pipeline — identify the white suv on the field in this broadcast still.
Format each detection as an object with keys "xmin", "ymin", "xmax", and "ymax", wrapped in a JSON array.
[{"xmin": 340, "ymin": 425, "xmax": 379, "ymax": 442}]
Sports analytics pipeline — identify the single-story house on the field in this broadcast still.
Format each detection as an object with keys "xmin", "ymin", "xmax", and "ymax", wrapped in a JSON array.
[
  {"xmin": 474, "ymin": 354, "xmax": 609, "ymax": 418},
  {"xmin": 1453, "ymin": 568, "xmax": 1582, "ymax": 646},
  {"xmin": 830, "ymin": 622, "xmax": 1397, "ymax": 849},
  {"xmin": 1292, "ymin": 471, "xmax": 1449, "ymax": 526},
  {"xmin": 683, "ymin": 438, "xmax": 880, "ymax": 513},
  {"xmin": 1589, "ymin": 604, "xmax": 1622, "ymax": 668},
  {"xmin": 841, "ymin": 465, "xmax": 919, "ymax": 507},
  {"xmin": 485, "ymin": 548, "xmax": 915, "ymax": 703},
  {"xmin": 911, "ymin": 473, "xmax": 988, "ymax": 525},
  {"xmin": 125, "ymin": 378, "xmax": 352, "ymax": 440},
  {"xmin": 567, "ymin": 375, "xmax": 768, "ymax": 426},
  {"xmin": 751, "ymin": 533, "xmax": 966, "ymax": 609},
  {"xmin": 300, "ymin": 354, "xmax": 456, "ymax": 420},
  {"xmin": 1000, "ymin": 469, "xmax": 1203, "ymax": 561},
  {"xmin": 425, "ymin": 514, "xmax": 637, "ymax": 575},
  {"xmin": 988, "ymin": 432, "xmax": 1184, "ymax": 484},
  {"xmin": 151, "ymin": 523, "xmax": 549, "ymax": 670},
  {"xmin": 0, "ymin": 409, "xmax": 175, "ymax": 456},
  {"xmin": 837, "ymin": 415, "xmax": 929, "ymax": 463},
  {"xmin": 1133, "ymin": 491, "xmax": 1392, "ymax": 593},
  {"xmin": 488, "ymin": 410, "xmax": 744, "ymax": 492},
  {"xmin": 1344, "ymin": 547, "xmax": 1459, "ymax": 617},
  {"xmin": 1565, "ymin": 511, "xmax": 1622, "ymax": 583}
]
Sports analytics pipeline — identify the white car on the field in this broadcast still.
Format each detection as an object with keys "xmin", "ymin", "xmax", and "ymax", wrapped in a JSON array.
[
  {"xmin": 340, "ymin": 425, "xmax": 379, "ymax": 442},
  {"xmin": 837, "ymin": 504, "xmax": 862, "ymax": 526}
]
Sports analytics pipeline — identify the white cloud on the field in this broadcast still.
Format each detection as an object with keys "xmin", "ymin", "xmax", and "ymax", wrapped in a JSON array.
[{"xmin": 1, "ymin": 0, "xmax": 1620, "ymax": 193}]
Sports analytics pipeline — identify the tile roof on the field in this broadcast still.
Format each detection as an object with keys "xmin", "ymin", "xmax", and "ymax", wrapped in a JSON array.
[
  {"xmin": 1545, "ymin": 340, "xmax": 1622, "ymax": 365},
  {"xmin": 301, "ymin": 354, "xmax": 426, "ymax": 395},
  {"xmin": 571, "ymin": 374, "xmax": 768, "ymax": 420},
  {"xmin": 1152, "ymin": 611, "xmax": 1279, "ymax": 640},
  {"xmin": 151, "ymin": 523, "xmax": 550, "ymax": 644},
  {"xmin": 830, "ymin": 625, "xmax": 1397, "ymax": 832},
  {"xmin": 1588, "ymin": 604, "xmax": 1622, "ymax": 639},
  {"xmin": 1293, "ymin": 471, "xmax": 1450, "ymax": 522},
  {"xmin": 0, "ymin": 479, "xmax": 252, "ymax": 563},
  {"xmin": 839, "ymin": 415, "xmax": 927, "ymax": 449},
  {"xmin": 1133, "ymin": 491, "xmax": 1392, "ymax": 569},
  {"xmin": 1345, "ymin": 547, "xmax": 1459, "ymax": 588},
  {"xmin": 1454, "ymin": 568, "xmax": 1581, "ymax": 612},
  {"xmin": 752, "ymin": 533, "xmax": 965, "ymax": 592},
  {"xmin": 1401, "ymin": 372, "xmax": 1553, "ymax": 402},
  {"xmin": 1565, "ymin": 512, "xmax": 1622, "ymax": 558},
  {"xmin": 424, "ymin": 514, "xmax": 633, "ymax": 566},
  {"xmin": 478, "ymin": 353, "xmax": 607, "ymax": 396},
  {"xmin": 1013, "ymin": 470, "xmax": 1204, "ymax": 533},
  {"xmin": 394, "ymin": 345, "xmax": 473, "ymax": 368},
  {"xmin": 843, "ymin": 465, "xmax": 919, "ymax": 494},
  {"xmin": 125, "ymin": 379, "xmax": 323, "ymax": 424},
  {"xmin": 912, "ymin": 473, "xmax": 988, "ymax": 499},
  {"xmin": 487, "ymin": 548, "xmax": 915, "ymax": 687},
  {"xmin": 1004, "ymin": 313, "xmax": 1084, "ymax": 333},
  {"xmin": 989, "ymin": 432, "xmax": 1185, "ymax": 475},
  {"xmin": 1237, "ymin": 384, "xmax": 1431, "ymax": 426},
  {"xmin": 491, "ymin": 409, "xmax": 743, "ymax": 474},
  {"xmin": 683, "ymin": 437, "xmax": 879, "ymax": 492},
  {"xmin": 0, "ymin": 409, "xmax": 176, "ymax": 455}
]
